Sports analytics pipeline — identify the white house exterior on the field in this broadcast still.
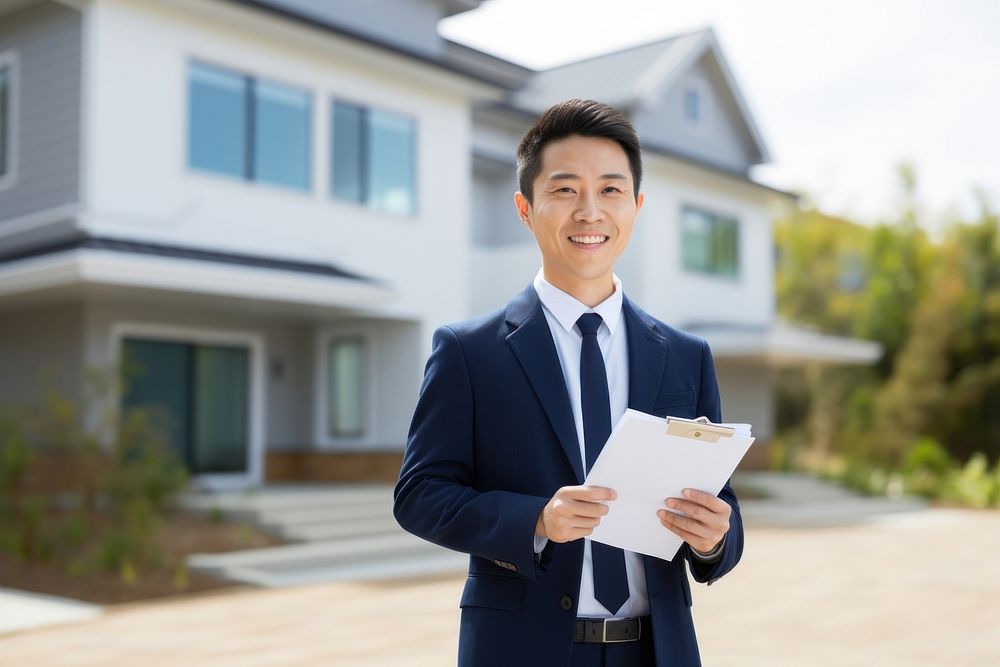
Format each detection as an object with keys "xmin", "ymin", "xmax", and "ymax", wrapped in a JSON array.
[{"xmin": 0, "ymin": 0, "xmax": 879, "ymax": 488}]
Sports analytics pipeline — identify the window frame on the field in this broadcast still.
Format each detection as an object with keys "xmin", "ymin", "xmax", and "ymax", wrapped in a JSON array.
[
  {"xmin": 185, "ymin": 58, "xmax": 313, "ymax": 192},
  {"xmin": 681, "ymin": 76, "xmax": 710, "ymax": 134},
  {"xmin": 0, "ymin": 49, "xmax": 20, "ymax": 191},
  {"xmin": 680, "ymin": 204, "xmax": 741, "ymax": 279},
  {"xmin": 329, "ymin": 96, "xmax": 418, "ymax": 217},
  {"xmin": 314, "ymin": 328, "xmax": 376, "ymax": 448}
]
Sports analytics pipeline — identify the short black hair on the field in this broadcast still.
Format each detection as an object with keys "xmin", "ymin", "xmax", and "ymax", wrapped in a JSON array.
[{"xmin": 516, "ymin": 98, "xmax": 642, "ymax": 204}]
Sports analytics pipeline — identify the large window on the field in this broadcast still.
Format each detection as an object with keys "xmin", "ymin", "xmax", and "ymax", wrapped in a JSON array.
[
  {"xmin": 187, "ymin": 61, "xmax": 311, "ymax": 190},
  {"xmin": 327, "ymin": 337, "xmax": 366, "ymax": 438},
  {"xmin": 681, "ymin": 205, "xmax": 740, "ymax": 278},
  {"xmin": 331, "ymin": 100, "xmax": 416, "ymax": 215}
]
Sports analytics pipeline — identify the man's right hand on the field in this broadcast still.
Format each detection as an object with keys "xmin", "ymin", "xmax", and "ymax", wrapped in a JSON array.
[{"xmin": 535, "ymin": 486, "xmax": 616, "ymax": 543}]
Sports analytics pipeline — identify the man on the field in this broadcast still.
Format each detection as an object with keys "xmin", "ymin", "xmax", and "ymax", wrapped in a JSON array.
[{"xmin": 394, "ymin": 99, "xmax": 742, "ymax": 667}]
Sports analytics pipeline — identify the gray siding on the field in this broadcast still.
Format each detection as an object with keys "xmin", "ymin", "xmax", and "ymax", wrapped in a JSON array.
[
  {"xmin": 0, "ymin": 302, "xmax": 84, "ymax": 408},
  {"xmin": 471, "ymin": 157, "xmax": 529, "ymax": 247},
  {"xmin": 0, "ymin": 2, "xmax": 81, "ymax": 222},
  {"xmin": 632, "ymin": 53, "xmax": 758, "ymax": 173}
]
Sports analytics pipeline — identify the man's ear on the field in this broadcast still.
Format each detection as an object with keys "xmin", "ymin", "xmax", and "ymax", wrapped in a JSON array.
[
  {"xmin": 514, "ymin": 192, "xmax": 533, "ymax": 230},
  {"xmin": 635, "ymin": 191, "xmax": 645, "ymax": 217}
]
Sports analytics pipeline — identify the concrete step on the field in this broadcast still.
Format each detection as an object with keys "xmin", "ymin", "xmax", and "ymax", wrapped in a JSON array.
[
  {"xmin": 231, "ymin": 550, "xmax": 467, "ymax": 587},
  {"xmin": 257, "ymin": 502, "xmax": 393, "ymax": 528},
  {"xmin": 182, "ymin": 484, "xmax": 469, "ymax": 586},
  {"xmin": 177, "ymin": 485, "xmax": 392, "ymax": 516},
  {"xmin": 190, "ymin": 532, "xmax": 427, "ymax": 569},
  {"xmin": 188, "ymin": 531, "xmax": 465, "ymax": 586},
  {"xmin": 277, "ymin": 516, "xmax": 401, "ymax": 541}
]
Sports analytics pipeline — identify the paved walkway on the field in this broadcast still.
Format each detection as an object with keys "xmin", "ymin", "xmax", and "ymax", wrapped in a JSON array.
[{"xmin": 1, "ymin": 508, "xmax": 997, "ymax": 666}]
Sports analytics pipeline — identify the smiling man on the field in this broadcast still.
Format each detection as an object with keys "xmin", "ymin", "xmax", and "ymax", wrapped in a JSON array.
[{"xmin": 394, "ymin": 99, "xmax": 743, "ymax": 667}]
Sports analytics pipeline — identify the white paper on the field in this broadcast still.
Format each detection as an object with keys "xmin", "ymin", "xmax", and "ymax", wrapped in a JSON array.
[{"xmin": 583, "ymin": 409, "xmax": 755, "ymax": 561}]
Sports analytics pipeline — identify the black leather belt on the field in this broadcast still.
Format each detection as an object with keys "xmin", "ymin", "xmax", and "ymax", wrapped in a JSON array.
[{"xmin": 574, "ymin": 616, "xmax": 650, "ymax": 643}]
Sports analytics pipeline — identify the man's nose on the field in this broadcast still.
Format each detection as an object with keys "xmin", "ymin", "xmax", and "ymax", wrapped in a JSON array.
[{"xmin": 574, "ymin": 192, "xmax": 603, "ymax": 223}]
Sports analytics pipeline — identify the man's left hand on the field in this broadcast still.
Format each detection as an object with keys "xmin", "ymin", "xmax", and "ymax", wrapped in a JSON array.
[{"xmin": 657, "ymin": 488, "xmax": 731, "ymax": 555}]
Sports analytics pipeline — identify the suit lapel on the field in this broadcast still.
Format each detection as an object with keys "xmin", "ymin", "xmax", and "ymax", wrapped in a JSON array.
[
  {"xmin": 504, "ymin": 285, "xmax": 586, "ymax": 484},
  {"xmin": 623, "ymin": 296, "xmax": 668, "ymax": 413}
]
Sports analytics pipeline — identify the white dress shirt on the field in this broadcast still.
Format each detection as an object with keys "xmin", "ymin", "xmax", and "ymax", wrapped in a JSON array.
[{"xmin": 531, "ymin": 269, "xmax": 649, "ymax": 618}]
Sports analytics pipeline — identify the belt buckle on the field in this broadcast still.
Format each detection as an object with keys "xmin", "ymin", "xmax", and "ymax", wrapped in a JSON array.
[{"xmin": 601, "ymin": 618, "xmax": 636, "ymax": 644}]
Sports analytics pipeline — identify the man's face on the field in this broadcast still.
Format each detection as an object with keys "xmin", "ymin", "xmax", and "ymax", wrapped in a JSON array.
[{"xmin": 515, "ymin": 135, "xmax": 643, "ymax": 294}]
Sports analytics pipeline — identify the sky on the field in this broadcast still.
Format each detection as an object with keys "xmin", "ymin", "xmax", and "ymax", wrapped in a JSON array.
[{"xmin": 440, "ymin": 0, "xmax": 1000, "ymax": 224}]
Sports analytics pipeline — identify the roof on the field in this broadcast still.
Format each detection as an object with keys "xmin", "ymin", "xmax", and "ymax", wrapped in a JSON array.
[
  {"xmin": 508, "ymin": 31, "xmax": 695, "ymax": 112},
  {"xmin": 227, "ymin": 0, "xmax": 513, "ymax": 90},
  {"xmin": 684, "ymin": 321, "xmax": 883, "ymax": 366},
  {"xmin": 0, "ymin": 235, "xmax": 376, "ymax": 282},
  {"xmin": 504, "ymin": 28, "xmax": 769, "ymax": 164},
  {"xmin": 0, "ymin": 235, "xmax": 393, "ymax": 311}
]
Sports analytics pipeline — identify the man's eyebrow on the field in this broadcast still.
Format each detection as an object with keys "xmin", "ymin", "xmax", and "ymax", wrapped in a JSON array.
[{"xmin": 545, "ymin": 172, "xmax": 628, "ymax": 181}]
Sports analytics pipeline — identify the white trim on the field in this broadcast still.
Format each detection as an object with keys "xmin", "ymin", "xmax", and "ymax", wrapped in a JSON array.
[
  {"xmin": 313, "ymin": 324, "xmax": 378, "ymax": 450},
  {"xmin": 109, "ymin": 321, "xmax": 266, "ymax": 491},
  {"xmin": 0, "ymin": 49, "xmax": 20, "ymax": 192},
  {"xmin": 693, "ymin": 322, "xmax": 883, "ymax": 366},
  {"xmin": 0, "ymin": 248, "xmax": 394, "ymax": 308}
]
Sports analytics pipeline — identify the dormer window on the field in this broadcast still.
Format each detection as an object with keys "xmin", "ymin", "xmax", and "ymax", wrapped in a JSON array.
[
  {"xmin": 682, "ymin": 78, "xmax": 709, "ymax": 128},
  {"xmin": 684, "ymin": 87, "xmax": 700, "ymax": 123}
]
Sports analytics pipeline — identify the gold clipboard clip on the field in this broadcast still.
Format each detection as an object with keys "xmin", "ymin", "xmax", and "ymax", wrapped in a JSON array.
[{"xmin": 665, "ymin": 416, "xmax": 735, "ymax": 443}]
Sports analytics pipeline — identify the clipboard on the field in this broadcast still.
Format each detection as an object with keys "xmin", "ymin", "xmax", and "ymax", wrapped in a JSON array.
[
  {"xmin": 665, "ymin": 416, "xmax": 736, "ymax": 443},
  {"xmin": 583, "ymin": 409, "xmax": 754, "ymax": 561}
]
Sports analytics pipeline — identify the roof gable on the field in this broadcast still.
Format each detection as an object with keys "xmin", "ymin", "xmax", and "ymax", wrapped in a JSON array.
[{"xmin": 505, "ymin": 27, "xmax": 769, "ymax": 165}]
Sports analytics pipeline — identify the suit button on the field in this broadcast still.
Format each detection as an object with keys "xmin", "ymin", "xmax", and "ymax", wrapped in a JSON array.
[{"xmin": 559, "ymin": 595, "xmax": 573, "ymax": 611}]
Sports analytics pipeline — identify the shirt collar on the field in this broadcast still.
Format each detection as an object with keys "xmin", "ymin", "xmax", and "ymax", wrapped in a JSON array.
[{"xmin": 533, "ymin": 269, "xmax": 624, "ymax": 336}]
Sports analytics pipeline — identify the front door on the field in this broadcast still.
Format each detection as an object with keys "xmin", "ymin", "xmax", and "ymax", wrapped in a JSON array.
[{"xmin": 121, "ymin": 338, "xmax": 250, "ymax": 477}]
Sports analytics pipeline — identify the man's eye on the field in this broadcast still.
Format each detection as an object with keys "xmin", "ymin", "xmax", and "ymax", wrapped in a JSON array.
[
  {"xmin": 604, "ymin": 186, "xmax": 622, "ymax": 193},
  {"xmin": 555, "ymin": 187, "xmax": 575, "ymax": 193}
]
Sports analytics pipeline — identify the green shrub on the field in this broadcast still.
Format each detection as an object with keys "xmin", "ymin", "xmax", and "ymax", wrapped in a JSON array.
[{"xmin": 942, "ymin": 453, "xmax": 995, "ymax": 509}]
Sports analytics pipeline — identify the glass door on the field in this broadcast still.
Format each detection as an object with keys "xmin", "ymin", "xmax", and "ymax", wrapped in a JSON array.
[{"xmin": 122, "ymin": 338, "xmax": 250, "ymax": 476}]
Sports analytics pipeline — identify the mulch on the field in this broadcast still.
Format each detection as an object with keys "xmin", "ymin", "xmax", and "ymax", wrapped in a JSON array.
[{"xmin": 0, "ymin": 509, "xmax": 284, "ymax": 605}]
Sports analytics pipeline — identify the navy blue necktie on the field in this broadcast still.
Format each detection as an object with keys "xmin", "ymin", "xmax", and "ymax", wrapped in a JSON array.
[{"xmin": 576, "ymin": 312, "xmax": 629, "ymax": 615}]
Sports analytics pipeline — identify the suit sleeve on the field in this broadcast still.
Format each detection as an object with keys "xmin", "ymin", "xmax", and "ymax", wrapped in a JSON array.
[
  {"xmin": 683, "ymin": 338, "xmax": 745, "ymax": 585},
  {"xmin": 393, "ymin": 326, "xmax": 550, "ymax": 579}
]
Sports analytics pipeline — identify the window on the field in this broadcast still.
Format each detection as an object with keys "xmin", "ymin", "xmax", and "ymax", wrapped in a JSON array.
[
  {"xmin": 0, "ymin": 51, "xmax": 17, "ymax": 186},
  {"xmin": 682, "ymin": 78, "xmax": 709, "ymax": 129},
  {"xmin": 327, "ymin": 337, "xmax": 366, "ymax": 438},
  {"xmin": 187, "ymin": 61, "xmax": 311, "ymax": 190},
  {"xmin": 122, "ymin": 339, "xmax": 250, "ymax": 474},
  {"xmin": 331, "ymin": 100, "xmax": 415, "ymax": 215},
  {"xmin": 684, "ymin": 87, "xmax": 701, "ymax": 123},
  {"xmin": 681, "ymin": 206, "xmax": 739, "ymax": 278}
]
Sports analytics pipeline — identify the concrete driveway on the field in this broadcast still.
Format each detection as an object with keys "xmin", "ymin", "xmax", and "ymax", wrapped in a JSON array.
[{"xmin": 0, "ymin": 507, "xmax": 997, "ymax": 666}]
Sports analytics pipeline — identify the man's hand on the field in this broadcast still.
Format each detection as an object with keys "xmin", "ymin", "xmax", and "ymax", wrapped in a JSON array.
[
  {"xmin": 536, "ymin": 485, "xmax": 616, "ymax": 543},
  {"xmin": 657, "ymin": 488, "xmax": 731, "ymax": 554}
]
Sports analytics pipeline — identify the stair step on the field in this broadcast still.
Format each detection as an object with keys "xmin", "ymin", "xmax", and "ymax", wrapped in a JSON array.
[
  {"xmin": 178, "ymin": 485, "xmax": 392, "ymax": 515},
  {"xmin": 188, "ymin": 531, "xmax": 431, "ymax": 571},
  {"xmin": 258, "ymin": 502, "xmax": 393, "ymax": 528},
  {"xmin": 278, "ymin": 516, "xmax": 401, "ymax": 541},
  {"xmin": 213, "ymin": 550, "xmax": 467, "ymax": 587}
]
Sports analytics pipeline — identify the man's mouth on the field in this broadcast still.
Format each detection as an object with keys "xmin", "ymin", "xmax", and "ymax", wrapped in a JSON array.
[{"xmin": 569, "ymin": 235, "xmax": 609, "ymax": 245}]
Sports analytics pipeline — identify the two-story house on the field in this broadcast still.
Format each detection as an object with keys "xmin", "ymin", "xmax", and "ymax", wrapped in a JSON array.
[{"xmin": 0, "ymin": 0, "xmax": 879, "ymax": 489}]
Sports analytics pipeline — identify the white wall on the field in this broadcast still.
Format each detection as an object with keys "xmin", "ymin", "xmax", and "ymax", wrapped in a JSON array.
[
  {"xmin": 82, "ymin": 0, "xmax": 478, "ymax": 333},
  {"xmin": 636, "ymin": 156, "xmax": 777, "ymax": 328}
]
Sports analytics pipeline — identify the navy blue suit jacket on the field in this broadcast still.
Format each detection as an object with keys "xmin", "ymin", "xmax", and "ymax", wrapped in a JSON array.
[{"xmin": 394, "ymin": 284, "xmax": 743, "ymax": 667}]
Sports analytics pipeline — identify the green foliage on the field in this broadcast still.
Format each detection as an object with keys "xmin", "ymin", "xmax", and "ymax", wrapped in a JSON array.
[
  {"xmin": 940, "ymin": 454, "xmax": 995, "ymax": 509},
  {"xmin": 0, "ymin": 367, "xmax": 189, "ymax": 582},
  {"xmin": 775, "ymin": 166, "xmax": 1000, "ymax": 507}
]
